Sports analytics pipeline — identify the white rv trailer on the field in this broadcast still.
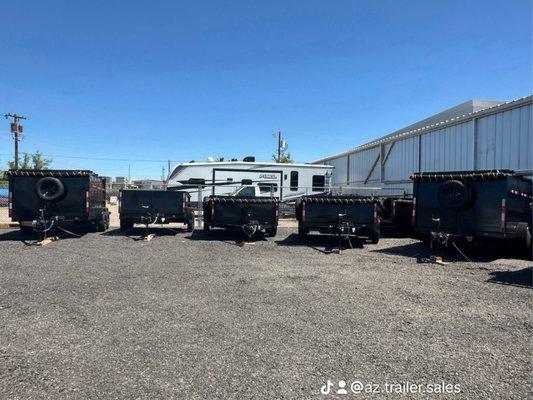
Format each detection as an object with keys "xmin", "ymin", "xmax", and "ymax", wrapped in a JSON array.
[{"xmin": 166, "ymin": 160, "xmax": 334, "ymax": 202}]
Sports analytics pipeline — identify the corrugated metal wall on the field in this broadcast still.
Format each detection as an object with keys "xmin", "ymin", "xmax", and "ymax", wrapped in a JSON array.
[
  {"xmin": 320, "ymin": 98, "xmax": 532, "ymax": 195},
  {"xmin": 384, "ymin": 136, "xmax": 419, "ymax": 182},
  {"xmin": 420, "ymin": 120, "xmax": 474, "ymax": 172},
  {"xmin": 327, "ymin": 156, "xmax": 347, "ymax": 185},
  {"xmin": 348, "ymin": 146, "xmax": 380, "ymax": 183},
  {"xmin": 475, "ymin": 104, "xmax": 531, "ymax": 171}
]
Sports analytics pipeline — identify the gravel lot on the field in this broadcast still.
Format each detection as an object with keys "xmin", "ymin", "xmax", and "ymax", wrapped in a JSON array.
[{"xmin": 0, "ymin": 227, "xmax": 531, "ymax": 399}]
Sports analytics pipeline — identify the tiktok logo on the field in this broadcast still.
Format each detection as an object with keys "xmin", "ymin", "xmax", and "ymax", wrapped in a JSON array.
[
  {"xmin": 320, "ymin": 380, "xmax": 334, "ymax": 395},
  {"xmin": 321, "ymin": 380, "xmax": 348, "ymax": 395}
]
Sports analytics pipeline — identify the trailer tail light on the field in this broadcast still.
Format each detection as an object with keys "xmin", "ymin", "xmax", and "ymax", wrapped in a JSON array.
[
  {"xmin": 301, "ymin": 201, "xmax": 306, "ymax": 222},
  {"xmin": 411, "ymin": 196, "xmax": 416, "ymax": 225},
  {"xmin": 8, "ymin": 192, "xmax": 13, "ymax": 218},
  {"xmin": 85, "ymin": 191, "xmax": 90, "ymax": 215},
  {"xmin": 182, "ymin": 195, "xmax": 187, "ymax": 214},
  {"xmin": 500, "ymin": 198, "xmax": 506, "ymax": 232},
  {"xmin": 372, "ymin": 203, "xmax": 378, "ymax": 224},
  {"xmin": 210, "ymin": 200, "xmax": 215, "ymax": 219}
]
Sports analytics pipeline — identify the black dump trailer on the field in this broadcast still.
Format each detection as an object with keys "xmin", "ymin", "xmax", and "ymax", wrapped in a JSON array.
[
  {"xmin": 411, "ymin": 170, "xmax": 532, "ymax": 248},
  {"xmin": 118, "ymin": 189, "xmax": 191, "ymax": 231},
  {"xmin": 5, "ymin": 169, "xmax": 109, "ymax": 235},
  {"xmin": 379, "ymin": 197, "xmax": 414, "ymax": 230},
  {"xmin": 203, "ymin": 196, "xmax": 279, "ymax": 237},
  {"xmin": 296, "ymin": 195, "xmax": 380, "ymax": 243}
]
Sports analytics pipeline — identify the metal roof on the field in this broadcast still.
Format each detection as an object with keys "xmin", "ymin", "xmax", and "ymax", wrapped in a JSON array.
[{"xmin": 314, "ymin": 95, "xmax": 533, "ymax": 163}]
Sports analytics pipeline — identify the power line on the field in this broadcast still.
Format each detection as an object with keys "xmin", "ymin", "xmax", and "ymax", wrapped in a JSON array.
[{"xmin": 0, "ymin": 152, "xmax": 181, "ymax": 163}]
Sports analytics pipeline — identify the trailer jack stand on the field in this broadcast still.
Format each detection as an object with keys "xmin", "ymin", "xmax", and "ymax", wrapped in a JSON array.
[
  {"xmin": 417, "ymin": 255, "xmax": 448, "ymax": 265},
  {"xmin": 37, "ymin": 236, "xmax": 60, "ymax": 247},
  {"xmin": 143, "ymin": 233, "xmax": 155, "ymax": 242}
]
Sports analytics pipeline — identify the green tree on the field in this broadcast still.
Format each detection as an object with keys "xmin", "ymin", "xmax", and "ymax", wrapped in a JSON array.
[
  {"xmin": 7, "ymin": 151, "xmax": 52, "ymax": 170},
  {"xmin": 8, "ymin": 153, "xmax": 31, "ymax": 169},
  {"xmin": 31, "ymin": 151, "xmax": 53, "ymax": 170},
  {"xmin": 0, "ymin": 168, "xmax": 6, "ymax": 189},
  {"xmin": 272, "ymin": 152, "xmax": 293, "ymax": 163}
]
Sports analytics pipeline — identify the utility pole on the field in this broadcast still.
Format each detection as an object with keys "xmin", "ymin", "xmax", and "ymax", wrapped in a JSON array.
[
  {"xmin": 167, "ymin": 160, "xmax": 171, "ymax": 179},
  {"xmin": 277, "ymin": 129, "xmax": 282, "ymax": 162},
  {"xmin": 4, "ymin": 113, "xmax": 27, "ymax": 169}
]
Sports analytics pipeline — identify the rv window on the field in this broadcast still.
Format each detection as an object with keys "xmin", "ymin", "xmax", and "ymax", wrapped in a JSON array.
[
  {"xmin": 188, "ymin": 178, "xmax": 205, "ymax": 185},
  {"xmin": 258, "ymin": 183, "xmax": 278, "ymax": 193},
  {"xmin": 237, "ymin": 186, "xmax": 255, "ymax": 197},
  {"xmin": 290, "ymin": 171, "xmax": 298, "ymax": 191},
  {"xmin": 241, "ymin": 179, "xmax": 253, "ymax": 185},
  {"xmin": 227, "ymin": 178, "xmax": 233, "ymax": 182},
  {"xmin": 312, "ymin": 175, "xmax": 325, "ymax": 191}
]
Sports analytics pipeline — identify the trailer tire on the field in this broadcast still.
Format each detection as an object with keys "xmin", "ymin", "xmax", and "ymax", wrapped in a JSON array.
[
  {"xmin": 203, "ymin": 223, "xmax": 210, "ymax": 234},
  {"xmin": 35, "ymin": 177, "xmax": 66, "ymax": 202},
  {"xmin": 369, "ymin": 230, "xmax": 380, "ymax": 244},
  {"xmin": 186, "ymin": 220, "xmax": 194, "ymax": 232},
  {"xmin": 515, "ymin": 222, "xmax": 531, "ymax": 249},
  {"xmin": 266, "ymin": 227, "xmax": 277, "ymax": 237},
  {"xmin": 120, "ymin": 219, "xmax": 134, "ymax": 231},
  {"xmin": 96, "ymin": 212, "xmax": 109, "ymax": 232},
  {"xmin": 438, "ymin": 180, "xmax": 472, "ymax": 211}
]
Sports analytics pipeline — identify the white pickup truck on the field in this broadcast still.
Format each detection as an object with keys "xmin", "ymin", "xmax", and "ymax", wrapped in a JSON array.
[{"xmin": 231, "ymin": 183, "xmax": 279, "ymax": 198}]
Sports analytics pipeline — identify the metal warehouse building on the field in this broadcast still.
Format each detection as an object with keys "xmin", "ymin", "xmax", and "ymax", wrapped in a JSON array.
[{"xmin": 313, "ymin": 95, "xmax": 533, "ymax": 194}]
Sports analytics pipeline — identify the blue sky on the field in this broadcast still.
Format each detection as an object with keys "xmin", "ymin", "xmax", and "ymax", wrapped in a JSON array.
[{"xmin": 1, "ymin": 0, "xmax": 531, "ymax": 179}]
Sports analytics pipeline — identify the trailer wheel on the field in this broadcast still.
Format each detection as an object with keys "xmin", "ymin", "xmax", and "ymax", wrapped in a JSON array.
[
  {"xmin": 298, "ymin": 227, "xmax": 308, "ymax": 239},
  {"xmin": 35, "ymin": 177, "xmax": 66, "ymax": 202},
  {"xmin": 438, "ymin": 180, "xmax": 472, "ymax": 211},
  {"xmin": 186, "ymin": 220, "xmax": 194, "ymax": 232},
  {"xmin": 516, "ymin": 223, "xmax": 531, "ymax": 249},
  {"xmin": 96, "ymin": 212, "xmax": 109, "ymax": 232},
  {"xmin": 203, "ymin": 223, "xmax": 210, "ymax": 234},
  {"xmin": 369, "ymin": 230, "xmax": 380, "ymax": 244},
  {"xmin": 120, "ymin": 219, "xmax": 134, "ymax": 231},
  {"xmin": 266, "ymin": 227, "xmax": 277, "ymax": 237}
]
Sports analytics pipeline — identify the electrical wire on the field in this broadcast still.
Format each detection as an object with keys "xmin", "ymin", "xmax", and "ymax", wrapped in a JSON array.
[
  {"xmin": 452, "ymin": 241, "xmax": 473, "ymax": 262},
  {"xmin": 57, "ymin": 226, "xmax": 83, "ymax": 237}
]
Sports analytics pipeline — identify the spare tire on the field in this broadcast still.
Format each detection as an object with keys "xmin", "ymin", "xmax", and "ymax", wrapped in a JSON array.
[
  {"xmin": 438, "ymin": 180, "xmax": 472, "ymax": 211},
  {"xmin": 35, "ymin": 177, "xmax": 66, "ymax": 202}
]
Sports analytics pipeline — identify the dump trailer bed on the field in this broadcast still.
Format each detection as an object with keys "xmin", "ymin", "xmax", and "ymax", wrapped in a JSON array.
[
  {"xmin": 411, "ymin": 169, "xmax": 532, "ymax": 248},
  {"xmin": 5, "ymin": 169, "xmax": 109, "ymax": 234},
  {"xmin": 203, "ymin": 196, "xmax": 279, "ymax": 237},
  {"xmin": 296, "ymin": 195, "xmax": 380, "ymax": 243},
  {"xmin": 118, "ymin": 189, "xmax": 191, "ymax": 231}
]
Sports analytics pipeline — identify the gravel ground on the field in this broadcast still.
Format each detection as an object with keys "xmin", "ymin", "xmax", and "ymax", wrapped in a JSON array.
[{"xmin": 0, "ymin": 227, "xmax": 531, "ymax": 399}]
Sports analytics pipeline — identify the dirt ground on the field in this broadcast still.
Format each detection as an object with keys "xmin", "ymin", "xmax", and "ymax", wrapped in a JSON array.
[{"xmin": 0, "ymin": 226, "xmax": 531, "ymax": 399}]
